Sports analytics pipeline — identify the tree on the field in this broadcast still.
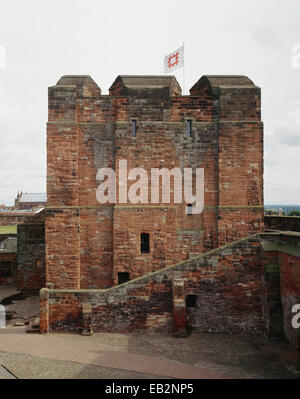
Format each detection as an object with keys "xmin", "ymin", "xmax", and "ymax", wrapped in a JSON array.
[{"xmin": 288, "ymin": 210, "xmax": 300, "ymax": 216}]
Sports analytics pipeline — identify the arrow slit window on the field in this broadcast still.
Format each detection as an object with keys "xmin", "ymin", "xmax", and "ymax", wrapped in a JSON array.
[
  {"xmin": 187, "ymin": 120, "xmax": 192, "ymax": 137},
  {"xmin": 132, "ymin": 120, "xmax": 137, "ymax": 137},
  {"xmin": 187, "ymin": 204, "xmax": 193, "ymax": 215},
  {"xmin": 141, "ymin": 233, "xmax": 150, "ymax": 254}
]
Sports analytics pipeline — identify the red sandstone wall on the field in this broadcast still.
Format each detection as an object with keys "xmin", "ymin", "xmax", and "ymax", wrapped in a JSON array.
[
  {"xmin": 278, "ymin": 252, "xmax": 300, "ymax": 349},
  {"xmin": 0, "ymin": 253, "xmax": 17, "ymax": 284},
  {"xmin": 46, "ymin": 78, "xmax": 115, "ymax": 289},
  {"xmin": 217, "ymin": 119, "xmax": 264, "ymax": 246},
  {"xmin": 260, "ymin": 233, "xmax": 300, "ymax": 349},
  {"xmin": 261, "ymin": 249, "xmax": 283, "ymax": 337},
  {"xmin": 41, "ymin": 235, "xmax": 264, "ymax": 334},
  {"xmin": 0, "ymin": 214, "xmax": 33, "ymax": 226},
  {"xmin": 45, "ymin": 74, "xmax": 263, "ymax": 290},
  {"xmin": 264, "ymin": 216, "xmax": 300, "ymax": 232},
  {"xmin": 17, "ymin": 224, "xmax": 45, "ymax": 293},
  {"xmin": 19, "ymin": 202, "xmax": 46, "ymax": 210},
  {"xmin": 79, "ymin": 207, "xmax": 113, "ymax": 289},
  {"xmin": 45, "ymin": 209, "xmax": 80, "ymax": 289},
  {"xmin": 40, "ymin": 233, "xmax": 300, "ymax": 352}
]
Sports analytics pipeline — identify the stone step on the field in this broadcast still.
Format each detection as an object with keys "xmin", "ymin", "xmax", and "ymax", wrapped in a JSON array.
[
  {"xmin": 26, "ymin": 326, "xmax": 40, "ymax": 334},
  {"xmin": 26, "ymin": 318, "xmax": 40, "ymax": 333},
  {"xmin": 32, "ymin": 317, "xmax": 40, "ymax": 328}
]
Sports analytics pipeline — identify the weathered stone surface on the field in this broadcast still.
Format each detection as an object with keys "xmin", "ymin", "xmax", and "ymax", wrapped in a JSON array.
[
  {"xmin": 43, "ymin": 235, "xmax": 263, "ymax": 334},
  {"xmin": 265, "ymin": 216, "xmax": 300, "ymax": 232},
  {"xmin": 45, "ymin": 74, "xmax": 264, "ymax": 290},
  {"xmin": 17, "ymin": 223, "xmax": 45, "ymax": 293},
  {"xmin": 40, "ymin": 232, "xmax": 300, "ymax": 352}
]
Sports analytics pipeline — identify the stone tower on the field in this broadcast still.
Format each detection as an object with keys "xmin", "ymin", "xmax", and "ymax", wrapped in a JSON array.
[{"xmin": 45, "ymin": 74, "xmax": 263, "ymax": 290}]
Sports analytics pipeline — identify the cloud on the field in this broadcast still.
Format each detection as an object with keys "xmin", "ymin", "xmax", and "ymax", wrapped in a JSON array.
[
  {"xmin": 0, "ymin": 0, "xmax": 300, "ymax": 205},
  {"xmin": 273, "ymin": 102, "xmax": 300, "ymax": 146}
]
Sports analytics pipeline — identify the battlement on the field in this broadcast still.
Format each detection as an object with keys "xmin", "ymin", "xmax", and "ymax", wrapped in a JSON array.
[
  {"xmin": 109, "ymin": 75, "xmax": 182, "ymax": 97},
  {"xmin": 48, "ymin": 74, "xmax": 261, "ymax": 124}
]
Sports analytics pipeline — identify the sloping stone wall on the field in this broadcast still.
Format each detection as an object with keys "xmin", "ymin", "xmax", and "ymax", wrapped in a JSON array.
[
  {"xmin": 40, "ymin": 232, "xmax": 300, "ymax": 352},
  {"xmin": 41, "ymin": 234, "xmax": 264, "ymax": 335}
]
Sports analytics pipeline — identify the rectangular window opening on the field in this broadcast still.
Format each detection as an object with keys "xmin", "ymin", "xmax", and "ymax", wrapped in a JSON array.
[
  {"xmin": 186, "ymin": 294, "xmax": 197, "ymax": 307},
  {"xmin": 132, "ymin": 120, "xmax": 137, "ymax": 137},
  {"xmin": 118, "ymin": 272, "xmax": 130, "ymax": 285},
  {"xmin": 141, "ymin": 233, "xmax": 150, "ymax": 254},
  {"xmin": 187, "ymin": 120, "xmax": 192, "ymax": 137},
  {"xmin": 186, "ymin": 204, "xmax": 193, "ymax": 216},
  {"xmin": 1, "ymin": 261, "xmax": 12, "ymax": 278}
]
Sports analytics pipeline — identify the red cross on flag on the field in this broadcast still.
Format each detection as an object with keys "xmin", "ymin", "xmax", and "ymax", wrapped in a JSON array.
[{"xmin": 164, "ymin": 45, "xmax": 184, "ymax": 73}]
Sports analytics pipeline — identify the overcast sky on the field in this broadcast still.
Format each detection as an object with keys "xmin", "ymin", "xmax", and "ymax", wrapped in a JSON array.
[{"xmin": 0, "ymin": 0, "xmax": 299, "ymax": 206}]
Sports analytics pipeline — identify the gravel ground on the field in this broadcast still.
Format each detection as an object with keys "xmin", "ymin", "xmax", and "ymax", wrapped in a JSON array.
[
  {"xmin": 63, "ymin": 331, "xmax": 298, "ymax": 379},
  {"xmin": 0, "ymin": 351, "xmax": 165, "ymax": 379},
  {"xmin": 0, "ymin": 285, "xmax": 40, "ymax": 326},
  {"xmin": 0, "ymin": 331, "xmax": 297, "ymax": 379},
  {"xmin": 5, "ymin": 296, "xmax": 40, "ymax": 326},
  {"xmin": 0, "ymin": 285, "xmax": 19, "ymax": 302}
]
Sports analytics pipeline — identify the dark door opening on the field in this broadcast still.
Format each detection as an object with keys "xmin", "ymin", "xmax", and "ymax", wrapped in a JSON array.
[
  {"xmin": 118, "ymin": 272, "xmax": 130, "ymax": 285},
  {"xmin": 186, "ymin": 294, "xmax": 197, "ymax": 331},
  {"xmin": 141, "ymin": 233, "xmax": 150, "ymax": 254},
  {"xmin": 1, "ymin": 261, "xmax": 12, "ymax": 278}
]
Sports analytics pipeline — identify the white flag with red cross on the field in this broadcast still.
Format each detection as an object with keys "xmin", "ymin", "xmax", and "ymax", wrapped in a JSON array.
[{"xmin": 164, "ymin": 45, "xmax": 184, "ymax": 73}]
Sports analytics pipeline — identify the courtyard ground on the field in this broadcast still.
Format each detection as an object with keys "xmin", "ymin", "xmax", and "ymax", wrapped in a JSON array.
[
  {"xmin": 0, "ymin": 286, "xmax": 298, "ymax": 379},
  {"xmin": 0, "ymin": 285, "xmax": 39, "ymax": 327}
]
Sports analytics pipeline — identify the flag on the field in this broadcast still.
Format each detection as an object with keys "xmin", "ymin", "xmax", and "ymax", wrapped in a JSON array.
[{"xmin": 164, "ymin": 45, "xmax": 184, "ymax": 73}]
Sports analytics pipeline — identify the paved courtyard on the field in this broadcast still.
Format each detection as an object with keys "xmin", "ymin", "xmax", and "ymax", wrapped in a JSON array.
[
  {"xmin": 0, "ymin": 326, "xmax": 298, "ymax": 379},
  {"xmin": 0, "ymin": 287, "xmax": 298, "ymax": 379}
]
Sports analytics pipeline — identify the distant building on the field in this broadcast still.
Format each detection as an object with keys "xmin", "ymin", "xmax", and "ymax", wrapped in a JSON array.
[{"xmin": 14, "ymin": 192, "xmax": 46, "ymax": 210}]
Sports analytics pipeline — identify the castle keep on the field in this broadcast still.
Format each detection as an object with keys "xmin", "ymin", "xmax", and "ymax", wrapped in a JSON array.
[
  {"xmin": 4, "ymin": 74, "xmax": 297, "ymax": 351},
  {"xmin": 45, "ymin": 74, "xmax": 263, "ymax": 290}
]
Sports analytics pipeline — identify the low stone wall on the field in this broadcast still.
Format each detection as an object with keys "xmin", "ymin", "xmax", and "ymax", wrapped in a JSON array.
[
  {"xmin": 40, "ymin": 234, "xmax": 264, "ymax": 335},
  {"xmin": 0, "ymin": 213, "xmax": 34, "ymax": 226},
  {"xmin": 40, "ymin": 232, "xmax": 300, "ymax": 352},
  {"xmin": 0, "ymin": 253, "xmax": 17, "ymax": 284},
  {"xmin": 279, "ymin": 252, "xmax": 300, "ymax": 349},
  {"xmin": 264, "ymin": 215, "xmax": 300, "ymax": 232},
  {"xmin": 260, "ymin": 232, "xmax": 300, "ymax": 349}
]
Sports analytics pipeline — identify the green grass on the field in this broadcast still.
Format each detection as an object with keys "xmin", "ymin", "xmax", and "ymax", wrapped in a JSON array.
[{"xmin": 0, "ymin": 225, "xmax": 17, "ymax": 234}]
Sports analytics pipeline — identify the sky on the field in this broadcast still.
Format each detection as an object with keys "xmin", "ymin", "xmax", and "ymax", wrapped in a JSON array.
[{"xmin": 0, "ymin": 0, "xmax": 299, "ymax": 206}]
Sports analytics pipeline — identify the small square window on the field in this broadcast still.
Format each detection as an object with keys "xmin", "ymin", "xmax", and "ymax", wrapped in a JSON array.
[
  {"xmin": 186, "ymin": 294, "xmax": 197, "ymax": 307},
  {"xmin": 118, "ymin": 272, "xmax": 130, "ymax": 285}
]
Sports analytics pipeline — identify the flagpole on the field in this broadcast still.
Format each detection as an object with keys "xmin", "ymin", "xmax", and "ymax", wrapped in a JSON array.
[{"xmin": 182, "ymin": 42, "xmax": 185, "ymax": 95}]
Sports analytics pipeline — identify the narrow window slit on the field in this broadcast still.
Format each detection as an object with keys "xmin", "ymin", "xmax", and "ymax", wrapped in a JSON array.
[
  {"xmin": 132, "ymin": 120, "xmax": 137, "ymax": 137},
  {"xmin": 187, "ymin": 120, "xmax": 192, "ymax": 137},
  {"xmin": 186, "ymin": 204, "xmax": 193, "ymax": 215},
  {"xmin": 141, "ymin": 233, "xmax": 150, "ymax": 254}
]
